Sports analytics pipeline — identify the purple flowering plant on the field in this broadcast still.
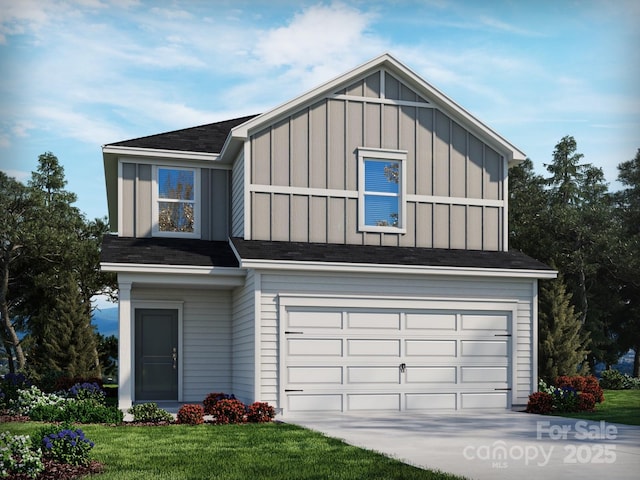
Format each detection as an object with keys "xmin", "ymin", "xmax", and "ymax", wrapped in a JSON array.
[
  {"xmin": 40, "ymin": 427, "xmax": 95, "ymax": 466},
  {"xmin": 67, "ymin": 382, "xmax": 106, "ymax": 404}
]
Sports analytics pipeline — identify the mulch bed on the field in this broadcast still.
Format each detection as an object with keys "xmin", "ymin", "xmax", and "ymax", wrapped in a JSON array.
[{"xmin": 6, "ymin": 459, "xmax": 104, "ymax": 480}]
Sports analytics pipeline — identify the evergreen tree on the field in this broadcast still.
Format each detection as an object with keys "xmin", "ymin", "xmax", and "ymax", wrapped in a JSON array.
[
  {"xmin": 539, "ymin": 272, "xmax": 591, "ymax": 381},
  {"xmin": 612, "ymin": 149, "xmax": 640, "ymax": 376},
  {"xmin": 28, "ymin": 273, "xmax": 99, "ymax": 380}
]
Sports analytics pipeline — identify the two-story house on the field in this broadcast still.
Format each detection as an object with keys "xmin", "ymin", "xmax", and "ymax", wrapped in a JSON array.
[{"xmin": 101, "ymin": 53, "xmax": 555, "ymax": 414}]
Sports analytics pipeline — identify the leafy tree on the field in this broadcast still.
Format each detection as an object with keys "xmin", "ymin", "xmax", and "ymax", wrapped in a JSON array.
[
  {"xmin": 0, "ymin": 171, "xmax": 36, "ymax": 371},
  {"xmin": 0, "ymin": 153, "xmax": 115, "ymax": 377},
  {"xmin": 538, "ymin": 272, "xmax": 591, "ymax": 381}
]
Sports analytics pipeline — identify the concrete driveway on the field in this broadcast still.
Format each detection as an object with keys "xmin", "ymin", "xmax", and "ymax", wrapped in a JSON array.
[{"xmin": 282, "ymin": 411, "xmax": 640, "ymax": 479}]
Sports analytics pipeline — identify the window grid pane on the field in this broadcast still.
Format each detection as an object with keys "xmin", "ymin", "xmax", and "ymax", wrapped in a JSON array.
[
  {"xmin": 363, "ymin": 158, "xmax": 401, "ymax": 227},
  {"xmin": 158, "ymin": 168, "xmax": 195, "ymax": 200}
]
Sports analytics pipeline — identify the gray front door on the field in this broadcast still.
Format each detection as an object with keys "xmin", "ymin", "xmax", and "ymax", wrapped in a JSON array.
[{"xmin": 135, "ymin": 309, "xmax": 178, "ymax": 401}]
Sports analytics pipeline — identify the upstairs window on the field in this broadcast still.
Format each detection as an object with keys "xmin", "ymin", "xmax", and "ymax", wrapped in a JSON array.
[
  {"xmin": 358, "ymin": 148, "xmax": 406, "ymax": 233},
  {"xmin": 153, "ymin": 166, "xmax": 200, "ymax": 238}
]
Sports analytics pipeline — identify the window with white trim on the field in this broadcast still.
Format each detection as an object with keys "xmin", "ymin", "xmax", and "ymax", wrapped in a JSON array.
[
  {"xmin": 153, "ymin": 166, "xmax": 200, "ymax": 238},
  {"xmin": 358, "ymin": 148, "xmax": 407, "ymax": 233}
]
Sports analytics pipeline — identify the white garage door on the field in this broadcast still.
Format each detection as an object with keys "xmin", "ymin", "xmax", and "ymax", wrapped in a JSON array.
[{"xmin": 283, "ymin": 307, "xmax": 512, "ymax": 412}]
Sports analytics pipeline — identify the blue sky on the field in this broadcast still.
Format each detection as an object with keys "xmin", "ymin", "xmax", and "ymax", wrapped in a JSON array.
[{"xmin": 1, "ymin": 0, "xmax": 638, "ymax": 224}]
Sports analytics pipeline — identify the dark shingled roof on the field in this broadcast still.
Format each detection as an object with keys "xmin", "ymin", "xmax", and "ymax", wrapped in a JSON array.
[
  {"xmin": 106, "ymin": 114, "xmax": 259, "ymax": 153},
  {"xmin": 230, "ymin": 238, "xmax": 553, "ymax": 271},
  {"xmin": 101, "ymin": 235, "xmax": 239, "ymax": 267}
]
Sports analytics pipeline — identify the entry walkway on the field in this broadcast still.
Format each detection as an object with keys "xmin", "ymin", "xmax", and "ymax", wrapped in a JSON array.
[{"xmin": 283, "ymin": 411, "xmax": 640, "ymax": 480}]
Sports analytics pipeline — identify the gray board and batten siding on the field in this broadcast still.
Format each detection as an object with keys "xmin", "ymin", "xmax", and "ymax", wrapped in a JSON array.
[
  {"xmin": 120, "ymin": 162, "xmax": 230, "ymax": 241},
  {"xmin": 248, "ymin": 70, "xmax": 505, "ymax": 251}
]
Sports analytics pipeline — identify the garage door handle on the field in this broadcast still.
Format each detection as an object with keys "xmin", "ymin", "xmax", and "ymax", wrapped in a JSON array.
[
  {"xmin": 285, "ymin": 389, "xmax": 304, "ymax": 392},
  {"xmin": 494, "ymin": 334, "xmax": 512, "ymax": 337},
  {"xmin": 399, "ymin": 363, "xmax": 406, "ymax": 373},
  {"xmin": 285, "ymin": 331, "xmax": 304, "ymax": 334}
]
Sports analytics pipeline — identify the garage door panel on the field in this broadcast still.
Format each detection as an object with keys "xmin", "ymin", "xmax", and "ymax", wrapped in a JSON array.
[
  {"xmin": 347, "ymin": 339, "xmax": 400, "ymax": 356},
  {"xmin": 405, "ymin": 340, "xmax": 456, "ymax": 357},
  {"xmin": 406, "ymin": 393, "xmax": 457, "ymax": 410},
  {"xmin": 405, "ymin": 366, "xmax": 456, "ymax": 383},
  {"xmin": 347, "ymin": 394, "xmax": 400, "ymax": 411},
  {"xmin": 288, "ymin": 310, "xmax": 343, "ymax": 329},
  {"xmin": 348, "ymin": 312, "xmax": 400, "ymax": 329},
  {"xmin": 461, "ymin": 340, "xmax": 508, "ymax": 357},
  {"xmin": 288, "ymin": 366, "xmax": 342, "ymax": 384},
  {"xmin": 348, "ymin": 367, "xmax": 399, "ymax": 384},
  {"xmin": 461, "ymin": 366, "xmax": 508, "ymax": 383},
  {"xmin": 461, "ymin": 314, "xmax": 508, "ymax": 331},
  {"xmin": 405, "ymin": 313, "xmax": 456, "ymax": 331},
  {"xmin": 461, "ymin": 392, "xmax": 508, "ymax": 409},
  {"xmin": 288, "ymin": 394, "xmax": 343, "ymax": 412},
  {"xmin": 288, "ymin": 338, "xmax": 342, "ymax": 356},
  {"xmin": 284, "ymin": 305, "xmax": 512, "ymax": 413}
]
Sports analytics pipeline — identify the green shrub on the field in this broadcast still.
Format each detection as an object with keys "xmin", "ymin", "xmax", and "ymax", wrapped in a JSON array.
[
  {"xmin": 128, "ymin": 403, "xmax": 174, "ymax": 423},
  {"xmin": 30, "ymin": 399, "xmax": 123, "ymax": 424},
  {"xmin": 551, "ymin": 386, "xmax": 579, "ymax": 412},
  {"xmin": 600, "ymin": 369, "xmax": 640, "ymax": 390},
  {"xmin": 39, "ymin": 425, "xmax": 95, "ymax": 466},
  {"xmin": 0, "ymin": 432, "xmax": 44, "ymax": 478}
]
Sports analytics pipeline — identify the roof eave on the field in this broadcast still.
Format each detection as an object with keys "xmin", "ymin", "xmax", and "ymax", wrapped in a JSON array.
[{"xmin": 238, "ymin": 257, "xmax": 558, "ymax": 279}]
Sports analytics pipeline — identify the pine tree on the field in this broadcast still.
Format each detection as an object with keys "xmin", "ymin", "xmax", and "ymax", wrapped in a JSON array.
[
  {"xmin": 538, "ymin": 273, "xmax": 591, "ymax": 382},
  {"xmin": 28, "ymin": 273, "xmax": 99, "ymax": 381}
]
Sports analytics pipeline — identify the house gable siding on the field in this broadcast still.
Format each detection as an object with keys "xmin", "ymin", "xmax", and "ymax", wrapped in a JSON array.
[
  {"xmin": 118, "ymin": 160, "xmax": 229, "ymax": 241},
  {"xmin": 247, "ymin": 70, "xmax": 506, "ymax": 250}
]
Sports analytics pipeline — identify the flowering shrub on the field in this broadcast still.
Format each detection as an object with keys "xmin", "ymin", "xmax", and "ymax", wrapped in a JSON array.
[
  {"xmin": 582, "ymin": 376, "xmax": 604, "ymax": 403},
  {"xmin": 128, "ymin": 403, "xmax": 174, "ymax": 423},
  {"xmin": 555, "ymin": 375, "xmax": 585, "ymax": 392},
  {"xmin": 0, "ymin": 373, "xmax": 31, "ymax": 412},
  {"xmin": 247, "ymin": 402, "xmax": 275, "ymax": 423},
  {"xmin": 600, "ymin": 370, "xmax": 640, "ymax": 390},
  {"xmin": 176, "ymin": 404, "xmax": 204, "ymax": 425},
  {"xmin": 577, "ymin": 392, "xmax": 596, "ymax": 412},
  {"xmin": 0, "ymin": 432, "xmax": 44, "ymax": 478},
  {"xmin": 203, "ymin": 392, "xmax": 236, "ymax": 415},
  {"xmin": 210, "ymin": 399, "xmax": 247, "ymax": 424},
  {"xmin": 551, "ymin": 386, "xmax": 579, "ymax": 412},
  {"xmin": 53, "ymin": 377, "xmax": 103, "ymax": 392},
  {"xmin": 67, "ymin": 382, "xmax": 106, "ymax": 404},
  {"xmin": 39, "ymin": 427, "xmax": 95, "ymax": 466},
  {"xmin": 526, "ymin": 392, "xmax": 554, "ymax": 414},
  {"xmin": 555, "ymin": 375, "xmax": 604, "ymax": 403},
  {"xmin": 12, "ymin": 385, "xmax": 67, "ymax": 416}
]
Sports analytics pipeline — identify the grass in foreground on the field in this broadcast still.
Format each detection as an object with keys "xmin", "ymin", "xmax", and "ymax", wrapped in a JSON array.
[
  {"xmin": 2, "ymin": 422, "xmax": 466, "ymax": 480},
  {"xmin": 554, "ymin": 389, "xmax": 640, "ymax": 425}
]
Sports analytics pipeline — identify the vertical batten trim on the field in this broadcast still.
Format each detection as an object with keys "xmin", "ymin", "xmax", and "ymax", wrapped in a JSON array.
[
  {"xmin": 243, "ymin": 141, "xmax": 252, "ymax": 239},
  {"xmin": 532, "ymin": 279, "xmax": 539, "ymax": 396},
  {"xmin": 254, "ymin": 271, "xmax": 262, "ymax": 402}
]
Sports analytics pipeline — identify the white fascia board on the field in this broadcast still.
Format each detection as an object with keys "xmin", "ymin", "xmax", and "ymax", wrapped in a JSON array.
[
  {"xmin": 117, "ymin": 271, "xmax": 246, "ymax": 288},
  {"xmin": 102, "ymin": 145, "xmax": 219, "ymax": 163},
  {"xmin": 239, "ymin": 258, "xmax": 558, "ymax": 279},
  {"xmin": 101, "ymin": 262, "xmax": 246, "ymax": 278}
]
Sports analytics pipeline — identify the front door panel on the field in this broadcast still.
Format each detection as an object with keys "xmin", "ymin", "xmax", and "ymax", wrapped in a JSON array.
[{"xmin": 135, "ymin": 309, "xmax": 178, "ymax": 401}]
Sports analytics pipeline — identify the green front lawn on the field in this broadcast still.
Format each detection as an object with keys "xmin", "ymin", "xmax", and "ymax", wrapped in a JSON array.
[
  {"xmin": 3, "ymin": 422, "xmax": 465, "ymax": 480},
  {"xmin": 555, "ymin": 389, "xmax": 640, "ymax": 425}
]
